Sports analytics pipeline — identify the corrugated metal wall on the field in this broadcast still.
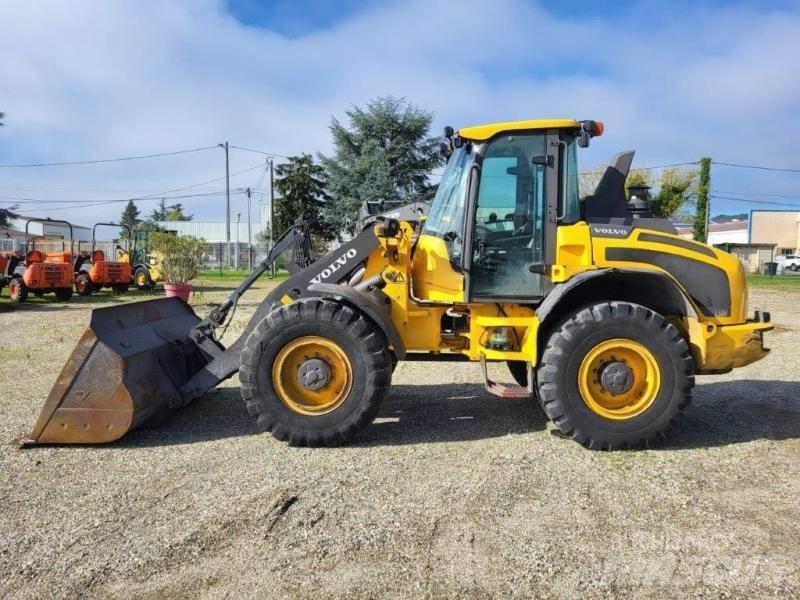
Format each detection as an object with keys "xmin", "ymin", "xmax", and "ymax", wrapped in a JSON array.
[{"xmin": 153, "ymin": 221, "xmax": 264, "ymax": 243}]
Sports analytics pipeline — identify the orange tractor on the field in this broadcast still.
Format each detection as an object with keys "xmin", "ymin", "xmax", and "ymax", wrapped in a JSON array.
[
  {"xmin": 74, "ymin": 223, "xmax": 132, "ymax": 296},
  {"xmin": 5, "ymin": 218, "xmax": 75, "ymax": 303}
]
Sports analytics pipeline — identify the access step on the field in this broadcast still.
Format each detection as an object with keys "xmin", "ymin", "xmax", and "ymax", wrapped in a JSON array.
[{"xmin": 480, "ymin": 355, "xmax": 534, "ymax": 398}]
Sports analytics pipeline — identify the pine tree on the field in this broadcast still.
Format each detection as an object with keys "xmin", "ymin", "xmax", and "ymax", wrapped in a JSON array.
[
  {"xmin": 149, "ymin": 199, "xmax": 169, "ymax": 222},
  {"xmin": 274, "ymin": 154, "xmax": 334, "ymax": 240},
  {"xmin": 319, "ymin": 96, "xmax": 442, "ymax": 236},
  {"xmin": 0, "ymin": 204, "xmax": 17, "ymax": 228},
  {"xmin": 164, "ymin": 203, "xmax": 193, "ymax": 221},
  {"xmin": 120, "ymin": 200, "xmax": 140, "ymax": 238}
]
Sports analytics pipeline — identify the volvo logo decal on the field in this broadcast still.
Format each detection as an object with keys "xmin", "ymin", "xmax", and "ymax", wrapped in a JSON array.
[{"xmin": 310, "ymin": 248, "xmax": 358, "ymax": 284}]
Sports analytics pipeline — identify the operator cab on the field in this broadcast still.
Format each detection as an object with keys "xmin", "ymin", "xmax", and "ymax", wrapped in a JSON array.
[{"xmin": 416, "ymin": 119, "xmax": 600, "ymax": 303}]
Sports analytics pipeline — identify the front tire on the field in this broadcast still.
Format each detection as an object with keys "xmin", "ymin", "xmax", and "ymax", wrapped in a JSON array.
[
  {"xmin": 75, "ymin": 273, "xmax": 93, "ymax": 296},
  {"xmin": 239, "ymin": 298, "xmax": 392, "ymax": 447},
  {"xmin": 8, "ymin": 277, "xmax": 27, "ymax": 303},
  {"xmin": 134, "ymin": 266, "xmax": 153, "ymax": 290},
  {"xmin": 537, "ymin": 302, "xmax": 694, "ymax": 450}
]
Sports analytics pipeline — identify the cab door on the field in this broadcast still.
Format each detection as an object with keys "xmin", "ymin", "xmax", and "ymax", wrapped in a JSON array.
[{"xmin": 466, "ymin": 131, "xmax": 558, "ymax": 300}]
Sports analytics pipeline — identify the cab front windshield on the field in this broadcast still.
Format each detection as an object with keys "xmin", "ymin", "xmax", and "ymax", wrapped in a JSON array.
[{"xmin": 422, "ymin": 145, "xmax": 474, "ymax": 266}]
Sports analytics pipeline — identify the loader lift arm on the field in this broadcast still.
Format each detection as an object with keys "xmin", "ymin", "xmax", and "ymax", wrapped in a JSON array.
[
  {"xmin": 201, "ymin": 218, "xmax": 313, "ymax": 331},
  {"xmin": 179, "ymin": 219, "xmax": 388, "ymax": 402}
]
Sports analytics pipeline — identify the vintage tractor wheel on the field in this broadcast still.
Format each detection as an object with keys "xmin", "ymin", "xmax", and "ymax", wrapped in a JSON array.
[
  {"xmin": 134, "ymin": 267, "xmax": 153, "ymax": 290},
  {"xmin": 8, "ymin": 277, "xmax": 27, "ymax": 303},
  {"xmin": 54, "ymin": 287, "xmax": 73, "ymax": 301},
  {"xmin": 75, "ymin": 273, "xmax": 93, "ymax": 296},
  {"xmin": 239, "ymin": 297, "xmax": 392, "ymax": 447},
  {"xmin": 537, "ymin": 301, "xmax": 694, "ymax": 450}
]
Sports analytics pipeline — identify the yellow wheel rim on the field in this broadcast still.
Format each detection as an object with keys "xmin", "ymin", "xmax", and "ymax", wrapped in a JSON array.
[
  {"xmin": 272, "ymin": 336, "xmax": 352, "ymax": 415},
  {"xmin": 135, "ymin": 272, "xmax": 147, "ymax": 286},
  {"xmin": 578, "ymin": 339, "xmax": 661, "ymax": 420}
]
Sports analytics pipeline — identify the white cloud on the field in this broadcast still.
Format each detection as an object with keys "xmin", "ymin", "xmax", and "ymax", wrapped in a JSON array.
[{"xmin": 0, "ymin": 0, "xmax": 799, "ymax": 225}]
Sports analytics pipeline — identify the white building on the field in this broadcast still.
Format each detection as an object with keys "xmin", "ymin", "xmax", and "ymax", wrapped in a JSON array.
[
  {"xmin": 676, "ymin": 220, "xmax": 748, "ymax": 245},
  {"xmin": 9, "ymin": 217, "xmax": 92, "ymax": 242}
]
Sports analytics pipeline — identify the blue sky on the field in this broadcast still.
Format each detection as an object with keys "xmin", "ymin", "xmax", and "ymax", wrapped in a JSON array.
[{"xmin": 1, "ymin": 0, "xmax": 800, "ymax": 224}]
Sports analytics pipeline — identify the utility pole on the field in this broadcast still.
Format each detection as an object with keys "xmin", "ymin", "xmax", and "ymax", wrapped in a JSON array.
[
  {"xmin": 246, "ymin": 187, "xmax": 253, "ymax": 270},
  {"xmin": 219, "ymin": 141, "xmax": 231, "ymax": 267},
  {"xmin": 268, "ymin": 158, "xmax": 275, "ymax": 278},
  {"xmin": 694, "ymin": 157, "xmax": 711, "ymax": 243},
  {"xmin": 234, "ymin": 213, "xmax": 241, "ymax": 269}
]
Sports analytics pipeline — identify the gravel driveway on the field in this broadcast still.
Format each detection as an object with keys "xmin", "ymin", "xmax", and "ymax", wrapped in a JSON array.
[{"xmin": 1, "ymin": 282, "xmax": 798, "ymax": 598}]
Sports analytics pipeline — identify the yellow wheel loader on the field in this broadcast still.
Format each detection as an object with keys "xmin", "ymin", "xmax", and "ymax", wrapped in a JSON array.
[{"xmin": 21, "ymin": 119, "xmax": 772, "ymax": 450}]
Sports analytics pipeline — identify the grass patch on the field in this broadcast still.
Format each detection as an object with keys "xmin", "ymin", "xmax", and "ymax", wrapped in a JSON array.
[
  {"xmin": 195, "ymin": 269, "xmax": 290, "ymax": 281},
  {"xmin": 747, "ymin": 274, "xmax": 800, "ymax": 288}
]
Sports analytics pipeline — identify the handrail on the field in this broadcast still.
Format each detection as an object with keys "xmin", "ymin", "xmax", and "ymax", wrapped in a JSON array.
[{"xmin": 24, "ymin": 218, "xmax": 74, "ymax": 254}]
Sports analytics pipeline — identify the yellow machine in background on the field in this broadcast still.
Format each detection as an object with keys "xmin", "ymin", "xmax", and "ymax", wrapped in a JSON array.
[
  {"xmin": 117, "ymin": 230, "xmax": 166, "ymax": 290},
  {"xmin": 24, "ymin": 118, "xmax": 771, "ymax": 450}
]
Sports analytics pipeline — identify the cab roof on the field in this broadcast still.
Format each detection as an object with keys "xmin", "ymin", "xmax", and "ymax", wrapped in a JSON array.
[{"xmin": 458, "ymin": 118, "xmax": 581, "ymax": 141}]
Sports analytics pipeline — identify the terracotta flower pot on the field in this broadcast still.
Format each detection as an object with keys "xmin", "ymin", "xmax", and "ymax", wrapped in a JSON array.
[{"xmin": 163, "ymin": 283, "xmax": 192, "ymax": 302}]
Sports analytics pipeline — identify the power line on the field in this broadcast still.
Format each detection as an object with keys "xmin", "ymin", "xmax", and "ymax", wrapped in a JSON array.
[
  {"xmin": 134, "ymin": 162, "xmax": 263, "ymax": 199},
  {"xmin": 16, "ymin": 189, "xmax": 250, "ymax": 213},
  {"xmin": 712, "ymin": 160, "xmax": 800, "ymax": 174},
  {"xmin": 2, "ymin": 189, "xmax": 237, "ymax": 205},
  {"xmin": 0, "ymin": 145, "xmax": 218, "ymax": 168},
  {"xmin": 713, "ymin": 190, "xmax": 800, "ymax": 200},
  {"xmin": 710, "ymin": 195, "xmax": 800, "ymax": 208},
  {"xmin": 229, "ymin": 145, "xmax": 291, "ymax": 159},
  {"xmin": 634, "ymin": 161, "xmax": 699, "ymax": 171},
  {"xmin": 0, "ymin": 163, "xmax": 262, "ymax": 206}
]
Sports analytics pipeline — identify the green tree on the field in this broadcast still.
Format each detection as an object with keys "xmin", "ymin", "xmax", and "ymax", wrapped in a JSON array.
[
  {"xmin": 580, "ymin": 164, "xmax": 696, "ymax": 219},
  {"xmin": 149, "ymin": 199, "xmax": 169, "ymax": 221},
  {"xmin": 1, "ymin": 204, "xmax": 18, "ymax": 228},
  {"xmin": 274, "ymin": 154, "xmax": 334, "ymax": 240},
  {"xmin": 693, "ymin": 157, "xmax": 711, "ymax": 242},
  {"xmin": 120, "ymin": 200, "xmax": 140, "ymax": 238},
  {"xmin": 320, "ymin": 96, "xmax": 442, "ymax": 235},
  {"xmin": 653, "ymin": 167, "xmax": 697, "ymax": 219},
  {"xmin": 164, "ymin": 203, "xmax": 193, "ymax": 221}
]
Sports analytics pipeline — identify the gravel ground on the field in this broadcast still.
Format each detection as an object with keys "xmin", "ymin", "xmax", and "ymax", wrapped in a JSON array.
[{"xmin": 1, "ymin": 281, "xmax": 798, "ymax": 598}]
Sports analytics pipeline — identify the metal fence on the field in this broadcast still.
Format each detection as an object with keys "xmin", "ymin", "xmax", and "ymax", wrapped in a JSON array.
[
  {"xmin": 199, "ymin": 241, "xmax": 278, "ymax": 271},
  {"xmin": 1, "ymin": 237, "xmax": 289, "ymax": 272}
]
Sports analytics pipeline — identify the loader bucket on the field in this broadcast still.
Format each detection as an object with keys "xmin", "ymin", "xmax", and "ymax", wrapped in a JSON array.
[{"xmin": 20, "ymin": 298, "xmax": 209, "ymax": 446}]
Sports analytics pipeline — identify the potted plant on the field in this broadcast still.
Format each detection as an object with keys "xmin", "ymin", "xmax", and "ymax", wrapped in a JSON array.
[{"xmin": 149, "ymin": 231, "xmax": 205, "ymax": 302}]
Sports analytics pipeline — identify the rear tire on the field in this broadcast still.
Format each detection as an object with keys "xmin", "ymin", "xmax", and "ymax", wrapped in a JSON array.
[
  {"xmin": 8, "ymin": 277, "xmax": 27, "ymax": 303},
  {"xmin": 75, "ymin": 273, "xmax": 93, "ymax": 296},
  {"xmin": 239, "ymin": 298, "xmax": 392, "ymax": 447},
  {"xmin": 537, "ymin": 301, "xmax": 694, "ymax": 450},
  {"xmin": 54, "ymin": 287, "xmax": 73, "ymax": 301}
]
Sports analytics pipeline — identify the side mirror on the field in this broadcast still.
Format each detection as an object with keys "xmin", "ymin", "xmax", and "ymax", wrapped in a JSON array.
[{"xmin": 577, "ymin": 131, "xmax": 590, "ymax": 148}]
